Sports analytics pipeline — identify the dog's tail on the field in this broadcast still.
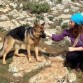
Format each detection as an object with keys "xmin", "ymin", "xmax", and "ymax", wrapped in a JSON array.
[{"xmin": 0, "ymin": 38, "xmax": 5, "ymax": 57}]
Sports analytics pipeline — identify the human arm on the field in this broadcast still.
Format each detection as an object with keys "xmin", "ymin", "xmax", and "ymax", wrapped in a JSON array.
[
  {"xmin": 45, "ymin": 29, "xmax": 69, "ymax": 41},
  {"xmin": 68, "ymin": 47, "xmax": 83, "ymax": 51}
]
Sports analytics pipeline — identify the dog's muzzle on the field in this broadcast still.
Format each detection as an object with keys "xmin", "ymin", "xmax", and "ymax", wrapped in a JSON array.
[{"xmin": 40, "ymin": 31, "xmax": 46, "ymax": 38}]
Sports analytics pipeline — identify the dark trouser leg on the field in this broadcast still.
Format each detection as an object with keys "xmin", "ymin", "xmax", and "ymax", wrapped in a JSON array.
[
  {"xmin": 64, "ymin": 51, "xmax": 79, "ymax": 69},
  {"xmin": 78, "ymin": 51, "xmax": 83, "ymax": 71}
]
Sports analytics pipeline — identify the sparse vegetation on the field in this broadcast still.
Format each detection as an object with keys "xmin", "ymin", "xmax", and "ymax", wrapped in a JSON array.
[
  {"xmin": 71, "ymin": 0, "xmax": 75, "ymax": 2},
  {"xmin": 0, "ymin": 28, "xmax": 6, "ymax": 32},
  {"xmin": 62, "ymin": 23, "xmax": 68, "ymax": 29},
  {"xmin": 36, "ymin": 15, "xmax": 44, "ymax": 20},
  {"xmin": 23, "ymin": 2, "xmax": 50, "ymax": 14},
  {"xmin": 0, "ymin": 58, "xmax": 13, "ymax": 83},
  {"xmin": 48, "ymin": 16, "xmax": 54, "ymax": 21},
  {"xmin": 22, "ymin": 23, "xmax": 30, "ymax": 27},
  {"xmin": 0, "ymin": 5, "xmax": 3, "ymax": 8},
  {"xmin": 56, "ymin": 0, "xmax": 62, "ymax": 4}
]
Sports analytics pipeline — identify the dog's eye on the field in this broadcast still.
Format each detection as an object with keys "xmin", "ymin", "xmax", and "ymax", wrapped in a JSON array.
[
  {"xmin": 40, "ymin": 31, "xmax": 44, "ymax": 33},
  {"xmin": 40, "ymin": 26, "xmax": 44, "ymax": 30}
]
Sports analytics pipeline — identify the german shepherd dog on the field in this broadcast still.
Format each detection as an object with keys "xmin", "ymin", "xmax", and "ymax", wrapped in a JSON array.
[{"xmin": 0, "ymin": 21, "xmax": 46, "ymax": 64}]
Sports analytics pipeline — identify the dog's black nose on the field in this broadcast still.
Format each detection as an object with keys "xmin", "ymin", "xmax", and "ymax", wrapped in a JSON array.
[{"xmin": 40, "ymin": 31, "xmax": 46, "ymax": 38}]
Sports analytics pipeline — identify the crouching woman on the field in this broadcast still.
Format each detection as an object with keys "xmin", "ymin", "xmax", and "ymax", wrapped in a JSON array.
[{"xmin": 46, "ymin": 12, "xmax": 83, "ymax": 70}]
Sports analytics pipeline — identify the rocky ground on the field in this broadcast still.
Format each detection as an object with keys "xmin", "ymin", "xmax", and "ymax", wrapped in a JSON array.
[{"xmin": 7, "ymin": 42, "xmax": 76, "ymax": 83}]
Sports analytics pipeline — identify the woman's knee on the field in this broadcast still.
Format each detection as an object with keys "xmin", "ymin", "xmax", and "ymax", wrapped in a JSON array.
[
  {"xmin": 64, "ymin": 51, "xmax": 79, "ymax": 69},
  {"xmin": 66, "ymin": 51, "xmax": 78, "ymax": 62}
]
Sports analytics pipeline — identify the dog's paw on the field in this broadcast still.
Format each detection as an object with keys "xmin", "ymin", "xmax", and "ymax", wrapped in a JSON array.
[
  {"xmin": 36, "ymin": 57, "xmax": 42, "ymax": 62},
  {"xmin": 28, "ymin": 58, "xmax": 33, "ymax": 63}
]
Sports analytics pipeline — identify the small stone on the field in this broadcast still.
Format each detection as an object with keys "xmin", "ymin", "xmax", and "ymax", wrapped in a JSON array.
[
  {"xmin": 13, "ymin": 73, "xmax": 23, "ymax": 77},
  {"xmin": 68, "ymin": 73, "xmax": 76, "ymax": 83}
]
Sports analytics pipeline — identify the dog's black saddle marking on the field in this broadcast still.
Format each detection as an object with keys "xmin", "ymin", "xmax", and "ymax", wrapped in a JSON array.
[
  {"xmin": 6, "ymin": 26, "xmax": 26, "ymax": 41},
  {"xmin": 6, "ymin": 26, "xmax": 35, "ymax": 41}
]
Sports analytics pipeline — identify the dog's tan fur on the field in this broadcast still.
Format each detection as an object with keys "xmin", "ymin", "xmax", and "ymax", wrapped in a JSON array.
[{"xmin": 0, "ymin": 21, "xmax": 45, "ymax": 64}]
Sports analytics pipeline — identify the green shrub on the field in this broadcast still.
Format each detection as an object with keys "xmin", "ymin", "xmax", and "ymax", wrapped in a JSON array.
[
  {"xmin": 23, "ymin": 2, "xmax": 50, "ymax": 14},
  {"xmin": 71, "ymin": 0, "xmax": 75, "ymax": 2},
  {"xmin": 62, "ymin": 23, "xmax": 68, "ymax": 29},
  {"xmin": 22, "ymin": 23, "xmax": 30, "ymax": 27},
  {"xmin": 0, "ymin": 28, "xmax": 6, "ymax": 32},
  {"xmin": 56, "ymin": 0, "xmax": 62, "ymax": 4},
  {"xmin": 48, "ymin": 16, "xmax": 54, "ymax": 21},
  {"xmin": 36, "ymin": 15, "xmax": 44, "ymax": 20},
  {"xmin": 0, "ymin": 5, "xmax": 3, "ymax": 8}
]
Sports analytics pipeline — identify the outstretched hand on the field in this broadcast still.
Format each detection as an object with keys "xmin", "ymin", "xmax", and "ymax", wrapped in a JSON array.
[{"xmin": 45, "ymin": 31, "xmax": 52, "ymax": 38}]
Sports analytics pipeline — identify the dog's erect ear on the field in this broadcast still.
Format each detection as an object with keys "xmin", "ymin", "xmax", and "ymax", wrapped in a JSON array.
[
  {"xmin": 34, "ymin": 20, "xmax": 45, "ymax": 29},
  {"xmin": 34, "ymin": 19, "xmax": 38, "ymax": 26},
  {"xmin": 41, "ymin": 22, "xmax": 45, "ymax": 26}
]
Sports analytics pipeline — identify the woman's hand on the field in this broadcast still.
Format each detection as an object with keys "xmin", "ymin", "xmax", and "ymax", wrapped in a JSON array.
[
  {"xmin": 68, "ymin": 47, "xmax": 83, "ymax": 51},
  {"xmin": 45, "ymin": 31, "xmax": 52, "ymax": 38}
]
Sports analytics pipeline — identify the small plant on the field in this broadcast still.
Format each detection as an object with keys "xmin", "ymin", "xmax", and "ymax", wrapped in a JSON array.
[
  {"xmin": 62, "ymin": 23, "xmax": 68, "ymax": 29},
  {"xmin": 0, "ymin": 28, "xmax": 6, "ymax": 32},
  {"xmin": 0, "ymin": 5, "xmax": 3, "ymax": 8},
  {"xmin": 36, "ymin": 15, "xmax": 44, "ymax": 20},
  {"xmin": 71, "ymin": 0, "xmax": 75, "ymax": 2},
  {"xmin": 56, "ymin": 0, "xmax": 62, "ymax": 4},
  {"xmin": 22, "ymin": 23, "xmax": 30, "ymax": 27},
  {"xmin": 48, "ymin": 16, "xmax": 54, "ymax": 21},
  {"xmin": 23, "ymin": 2, "xmax": 50, "ymax": 14}
]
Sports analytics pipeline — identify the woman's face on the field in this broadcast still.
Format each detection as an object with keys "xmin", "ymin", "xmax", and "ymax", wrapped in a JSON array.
[{"xmin": 69, "ymin": 20, "xmax": 75, "ymax": 28}]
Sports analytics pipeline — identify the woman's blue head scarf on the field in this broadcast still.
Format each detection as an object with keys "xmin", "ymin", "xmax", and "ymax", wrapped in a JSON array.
[{"xmin": 70, "ymin": 12, "xmax": 83, "ymax": 25}]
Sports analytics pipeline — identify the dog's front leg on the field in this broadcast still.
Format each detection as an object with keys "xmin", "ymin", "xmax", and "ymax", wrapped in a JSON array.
[
  {"xmin": 27, "ymin": 44, "xmax": 32, "ymax": 62},
  {"xmin": 34, "ymin": 45, "xmax": 41, "ymax": 62}
]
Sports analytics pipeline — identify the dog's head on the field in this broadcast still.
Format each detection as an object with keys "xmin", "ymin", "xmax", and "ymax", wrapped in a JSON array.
[{"xmin": 33, "ymin": 20, "xmax": 46, "ymax": 38}]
